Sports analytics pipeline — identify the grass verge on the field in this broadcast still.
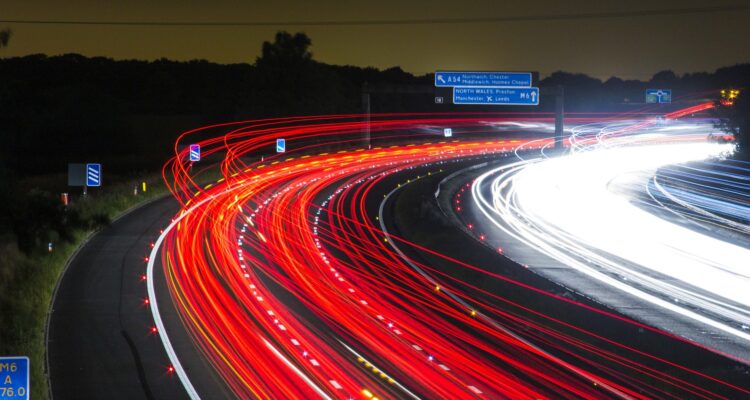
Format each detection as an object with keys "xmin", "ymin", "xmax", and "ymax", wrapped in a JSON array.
[{"xmin": 0, "ymin": 174, "xmax": 168, "ymax": 399}]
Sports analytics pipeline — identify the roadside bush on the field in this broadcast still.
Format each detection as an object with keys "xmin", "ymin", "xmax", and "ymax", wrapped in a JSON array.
[{"xmin": 0, "ymin": 174, "xmax": 166, "ymax": 399}]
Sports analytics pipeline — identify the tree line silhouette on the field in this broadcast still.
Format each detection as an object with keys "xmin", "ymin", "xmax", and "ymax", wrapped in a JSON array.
[
  {"xmin": 1, "ymin": 31, "xmax": 748, "ymax": 176},
  {"xmin": 0, "ymin": 31, "xmax": 748, "ymax": 251}
]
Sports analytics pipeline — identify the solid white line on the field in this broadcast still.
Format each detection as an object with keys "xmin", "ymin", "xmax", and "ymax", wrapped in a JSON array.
[
  {"xmin": 471, "ymin": 137, "xmax": 750, "ymax": 342},
  {"xmin": 378, "ymin": 164, "xmax": 634, "ymax": 399},
  {"xmin": 147, "ymin": 189, "xmax": 242, "ymax": 399},
  {"xmin": 338, "ymin": 341, "xmax": 422, "ymax": 400},
  {"xmin": 147, "ymin": 185, "xmax": 328, "ymax": 400},
  {"xmin": 147, "ymin": 203, "xmax": 203, "ymax": 400},
  {"xmin": 262, "ymin": 338, "xmax": 333, "ymax": 400}
]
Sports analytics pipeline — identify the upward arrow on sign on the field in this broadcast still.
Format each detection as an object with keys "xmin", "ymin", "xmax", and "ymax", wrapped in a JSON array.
[{"xmin": 452, "ymin": 87, "xmax": 540, "ymax": 105}]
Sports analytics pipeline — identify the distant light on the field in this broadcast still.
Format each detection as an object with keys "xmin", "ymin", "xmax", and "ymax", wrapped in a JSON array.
[{"xmin": 720, "ymin": 88, "xmax": 741, "ymax": 105}]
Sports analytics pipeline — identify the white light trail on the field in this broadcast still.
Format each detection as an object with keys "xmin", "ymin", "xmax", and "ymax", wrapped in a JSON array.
[{"xmin": 472, "ymin": 122, "xmax": 750, "ymax": 342}]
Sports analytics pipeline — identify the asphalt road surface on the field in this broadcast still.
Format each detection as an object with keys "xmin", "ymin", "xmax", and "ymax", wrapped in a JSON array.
[{"xmin": 46, "ymin": 195, "xmax": 228, "ymax": 400}]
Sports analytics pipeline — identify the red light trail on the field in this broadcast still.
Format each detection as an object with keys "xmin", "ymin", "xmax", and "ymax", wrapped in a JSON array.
[{"xmin": 144, "ymin": 112, "xmax": 748, "ymax": 399}]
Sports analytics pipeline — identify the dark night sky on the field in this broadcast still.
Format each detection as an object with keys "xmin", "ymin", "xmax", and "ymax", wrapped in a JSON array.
[{"xmin": 1, "ymin": 0, "xmax": 748, "ymax": 79}]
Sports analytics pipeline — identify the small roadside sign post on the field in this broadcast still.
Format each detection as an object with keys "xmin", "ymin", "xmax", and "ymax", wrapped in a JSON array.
[
  {"xmin": 645, "ymin": 89, "xmax": 672, "ymax": 104},
  {"xmin": 276, "ymin": 138, "xmax": 286, "ymax": 153},
  {"xmin": 443, "ymin": 128, "xmax": 453, "ymax": 137},
  {"xmin": 189, "ymin": 144, "xmax": 201, "ymax": 162},
  {"xmin": 0, "ymin": 356, "xmax": 29, "ymax": 400},
  {"xmin": 69, "ymin": 163, "xmax": 101, "ymax": 196},
  {"xmin": 86, "ymin": 163, "xmax": 101, "ymax": 187}
]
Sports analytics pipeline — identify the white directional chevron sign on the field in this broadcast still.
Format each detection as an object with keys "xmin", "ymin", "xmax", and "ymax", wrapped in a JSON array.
[
  {"xmin": 189, "ymin": 144, "xmax": 200, "ymax": 161},
  {"xmin": 86, "ymin": 163, "xmax": 101, "ymax": 187}
]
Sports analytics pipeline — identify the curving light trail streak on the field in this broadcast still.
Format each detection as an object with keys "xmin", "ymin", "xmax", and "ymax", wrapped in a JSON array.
[
  {"xmin": 472, "ymin": 117, "xmax": 750, "ymax": 347},
  {"xmin": 146, "ymin": 113, "xmax": 750, "ymax": 399}
]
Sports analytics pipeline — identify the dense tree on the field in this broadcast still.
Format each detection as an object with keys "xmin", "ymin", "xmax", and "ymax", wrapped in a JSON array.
[
  {"xmin": 1, "ymin": 31, "xmax": 750, "ymax": 176},
  {"xmin": 248, "ymin": 32, "xmax": 351, "ymax": 117},
  {"xmin": 539, "ymin": 72, "xmax": 607, "ymax": 110},
  {"xmin": 257, "ymin": 31, "xmax": 313, "ymax": 66},
  {"xmin": 650, "ymin": 70, "xmax": 679, "ymax": 86},
  {"xmin": 715, "ymin": 91, "xmax": 749, "ymax": 156},
  {"xmin": 1, "ymin": 30, "xmax": 749, "ymax": 248}
]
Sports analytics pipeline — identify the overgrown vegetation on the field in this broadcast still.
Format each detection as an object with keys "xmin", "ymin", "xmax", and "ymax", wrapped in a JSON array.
[
  {"xmin": 714, "ymin": 90, "xmax": 749, "ymax": 158},
  {"xmin": 0, "ymin": 175, "xmax": 167, "ymax": 399}
]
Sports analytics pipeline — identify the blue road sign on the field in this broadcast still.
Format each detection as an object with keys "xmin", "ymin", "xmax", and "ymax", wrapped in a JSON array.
[
  {"xmin": 276, "ymin": 138, "xmax": 286, "ymax": 153},
  {"xmin": 189, "ymin": 144, "xmax": 201, "ymax": 161},
  {"xmin": 453, "ymin": 87, "xmax": 540, "ymax": 105},
  {"xmin": 443, "ymin": 128, "xmax": 453, "ymax": 137},
  {"xmin": 86, "ymin": 163, "xmax": 101, "ymax": 187},
  {"xmin": 0, "ymin": 356, "xmax": 29, "ymax": 400},
  {"xmin": 435, "ymin": 71, "xmax": 532, "ymax": 87},
  {"xmin": 645, "ymin": 89, "xmax": 672, "ymax": 104}
]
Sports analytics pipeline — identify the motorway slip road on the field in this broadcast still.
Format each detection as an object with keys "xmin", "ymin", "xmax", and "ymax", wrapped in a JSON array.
[{"xmin": 46, "ymin": 196, "xmax": 228, "ymax": 400}]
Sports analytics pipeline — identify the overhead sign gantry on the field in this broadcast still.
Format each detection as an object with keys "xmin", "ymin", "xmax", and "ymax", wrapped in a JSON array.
[{"xmin": 434, "ymin": 70, "xmax": 540, "ymax": 106}]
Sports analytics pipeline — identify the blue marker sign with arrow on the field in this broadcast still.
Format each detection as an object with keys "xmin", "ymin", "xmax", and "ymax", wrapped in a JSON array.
[
  {"xmin": 435, "ymin": 71, "xmax": 532, "ymax": 87},
  {"xmin": 453, "ymin": 87, "xmax": 539, "ymax": 105}
]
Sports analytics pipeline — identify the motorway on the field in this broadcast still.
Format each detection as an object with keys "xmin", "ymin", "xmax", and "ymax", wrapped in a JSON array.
[
  {"xmin": 47, "ymin": 196, "xmax": 231, "ymax": 399},
  {"xmin": 47, "ymin": 196, "xmax": 186, "ymax": 399},
  {"xmin": 48, "ymin": 112, "xmax": 750, "ymax": 399},
  {"xmin": 465, "ymin": 119, "xmax": 750, "ymax": 360}
]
